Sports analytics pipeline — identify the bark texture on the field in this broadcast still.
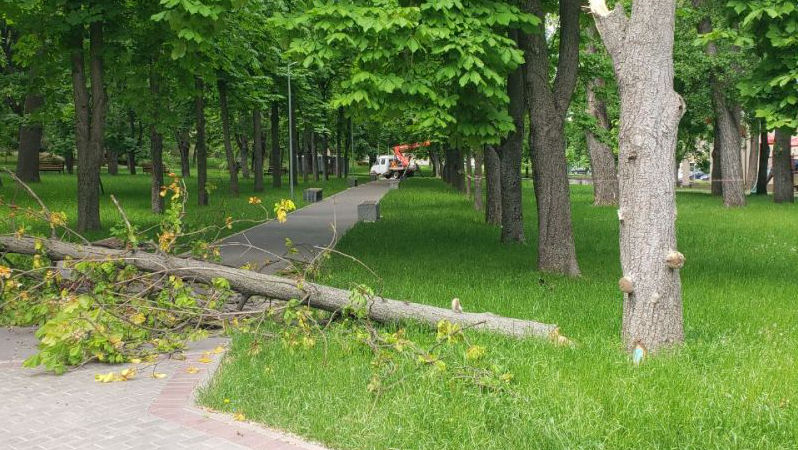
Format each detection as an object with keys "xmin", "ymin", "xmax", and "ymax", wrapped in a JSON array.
[
  {"xmin": 592, "ymin": 0, "xmax": 686, "ymax": 352},
  {"xmin": 584, "ymin": 75, "xmax": 618, "ymax": 205},
  {"xmin": 522, "ymin": 0, "xmax": 581, "ymax": 275},
  {"xmin": 177, "ymin": 129, "xmax": 190, "ymax": 178},
  {"xmin": 473, "ymin": 150, "xmax": 484, "ymax": 212},
  {"xmin": 16, "ymin": 91, "xmax": 43, "ymax": 182},
  {"xmin": 195, "ymin": 78, "xmax": 208, "ymax": 206},
  {"xmin": 772, "ymin": 128, "xmax": 794, "ymax": 203},
  {"xmin": 127, "ymin": 111, "xmax": 137, "ymax": 175},
  {"xmin": 746, "ymin": 122, "xmax": 759, "ymax": 190},
  {"xmin": 710, "ymin": 132, "xmax": 722, "ymax": 196},
  {"xmin": 696, "ymin": 5, "xmax": 745, "ymax": 207},
  {"xmin": 484, "ymin": 145, "xmax": 502, "ymax": 225},
  {"xmin": 270, "ymin": 102, "xmax": 282, "ymax": 188},
  {"xmin": 498, "ymin": 54, "xmax": 525, "ymax": 243},
  {"xmin": 253, "ymin": 108, "xmax": 264, "ymax": 192},
  {"xmin": 217, "ymin": 79, "xmax": 239, "ymax": 195},
  {"xmin": 1, "ymin": 236, "xmax": 561, "ymax": 341},
  {"xmin": 755, "ymin": 127, "xmax": 769, "ymax": 195}
]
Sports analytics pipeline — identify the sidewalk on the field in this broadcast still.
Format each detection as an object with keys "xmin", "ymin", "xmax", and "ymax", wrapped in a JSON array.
[{"xmin": 219, "ymin": 179, "xmax": 392, "ymax": 273}]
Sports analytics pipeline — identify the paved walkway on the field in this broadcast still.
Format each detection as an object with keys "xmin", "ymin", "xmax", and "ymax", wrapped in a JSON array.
[
  {"xmin": 0, "ymin": 180, "xmax": 395, "ymax": 449},
  {"xmin": 220, "ymin": 179, "xmax": 393, "ymax": 273}
]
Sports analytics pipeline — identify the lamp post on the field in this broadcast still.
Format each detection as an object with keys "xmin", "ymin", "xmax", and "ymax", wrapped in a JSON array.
[{"xmin": 287, "ymin": 61, "xmax": 297, "ymax": 199}]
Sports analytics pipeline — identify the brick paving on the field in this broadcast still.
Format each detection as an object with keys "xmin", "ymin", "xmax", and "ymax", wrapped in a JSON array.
[{"xmin": 0, "ymin": 327, "xmax": 327, "ymax": 449}]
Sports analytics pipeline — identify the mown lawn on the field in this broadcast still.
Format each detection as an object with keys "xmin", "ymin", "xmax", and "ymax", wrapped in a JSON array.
[
  {"xmin": 200, "ymin": 177, "xmax": 798, "ymax": 449},
  {"xmin": 0, "ymin": 169, "xmax": 365, "ymax": 242}
]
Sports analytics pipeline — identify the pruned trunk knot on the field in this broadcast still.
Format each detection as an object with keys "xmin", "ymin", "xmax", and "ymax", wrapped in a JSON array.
[
  {"xmin": 617, "ymin": 208, "xmax": 625, "ymax": 222},
  {"xmin": 451, "ymin": 298, "xmax": 463, "ymax": 313},
  {"xmin": 665, "ymin": 251, "xmax": 685, "ymax": 269},
  {"xmin": 618, "ymin": 276, "xmax": 634, "ymax": 294}
]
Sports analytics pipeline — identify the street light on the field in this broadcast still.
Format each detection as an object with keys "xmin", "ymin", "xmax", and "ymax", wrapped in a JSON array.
[{"xmin": 286, "ymin": 61, "xmax": 297, "ymax": 199}]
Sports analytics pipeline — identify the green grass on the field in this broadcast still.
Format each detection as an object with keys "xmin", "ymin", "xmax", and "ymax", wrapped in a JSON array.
[
  {"xmin": 200, "ymin": 177, "xmax": 798, "ymax": 449},
  {"xmin": 0, "ymin": 169, "xmax": 366, "ymax": 241}
]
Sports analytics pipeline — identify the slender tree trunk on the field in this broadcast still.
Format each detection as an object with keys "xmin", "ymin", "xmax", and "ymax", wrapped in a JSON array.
[
  {"xmin": 311, "ymin": 132, "xmax": 319, "ymax": 182},
  {"xmin": 522, "ymin": 0, "xmax": 581, "ymax": 275},
  {"xmin": 238, "ymin": 132, "xmax": 250, "ymax": 179},
  {"xmin": 430, "ymin": 151, "xmax": 439, "ymax": 177},
  {"xmin": 16, "ymin": 91, "xmax": 43, "ymax": 182},
  {"xmin": 195, "ymin": 77, "xmax": 208, "ymax": 206},
  {"xmin": 473, "ymin": 150, "xmax": 484, "ymax": 211},
  {"xmin": 746, "ymin": 121, "xmax": 759, "ymax": 190},
  {"xmin": 773, "ymin": 128, "xmax": 794, "ymax": 203},
  {"xmin": 290, "ymin": 98, "xmax": 298, "ymax": 187},
  {"xmin": 270, "ymin": 102, "xmax": 282, "ymax": 188},
  {"xmin": 302, "ymin": 128, "xmax": 311, "ymax": 183},
  {"xmin": 65, "ymin": 150, "xmax": 74, "ymax": 174},
  {"xmin": 680, "ymin": 159, "xmax": 691, "ymax": 187},
  {"xmin": 253, "ymin": 107, "xmax": 264, "ymax": 192},
  {"xmin": 322, "ymin": 132, "xmax": 329, "ymax": 181},
  {"xmin": 336, "ymin": 107, "xmax": 343, "ymax": 178},
  {"xmin": 465, "ymin": 150, "xmax": 473, "ymax": 197},
  {"xmin": 499, "ymin": 50, "xmax": 525, "ymax": 243},
  {"xmin": 217, "ymin": 78, "xmax": 239, "ymax": 195},
  {"xmin": 72, "ymin": 24, "xmax": 103, "ymax": 232},
  {"xmin": 592, "ymin": 0, "xmax": 686, "ymax": 352},
  {"xmin": 584, "ymin": 69, "xmax": 619, "ymax": 205},
  {"xmin": 696, "ymin": 6, "xmax": 745, "ymax": 207},
  {"xmin": 756, "ymin": 127, "xmax": 770, "ymax": 195},
  {"xmin": 484, "ymin": 145, "xmax": 502, "ymax": 225},
  {"xmin": 177, "ymin": 129, "xmax": 190, "ymax": 178},
  {"xmin": 710, "ymin": 130, "xmax": 722, "ymax": 196},
  {"xmin": 149, "ymin": 70, "xmax": 164, "ymax": 214},
  {"xmin": 344, "ymin": 117, "xmax": 351, "ymax": 178},
  {"xmin": 127, "ymin": 110, "xmax": 137, "ymax": 175}
]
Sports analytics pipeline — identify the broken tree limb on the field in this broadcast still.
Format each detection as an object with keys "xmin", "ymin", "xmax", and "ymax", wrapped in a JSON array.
[{"xmin": 0, "ymin": 236, "xmax": 560, "ymax": 340}]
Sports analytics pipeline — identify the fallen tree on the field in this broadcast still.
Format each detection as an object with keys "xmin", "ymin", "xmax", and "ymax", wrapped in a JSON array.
[{"xmin": 0, "ymin": 236, "xmax": 561, "ymax": 340}]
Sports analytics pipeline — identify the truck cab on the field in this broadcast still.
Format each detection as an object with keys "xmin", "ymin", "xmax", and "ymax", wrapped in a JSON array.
[{"xmin": 370, "ymin": 155, "xmax": 395, "ymax": 178}]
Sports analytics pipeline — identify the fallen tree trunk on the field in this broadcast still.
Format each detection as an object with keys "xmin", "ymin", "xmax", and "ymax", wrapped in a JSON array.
[{"xmin": 1, "ymin": 236, "xmax": 560, "ymax": 340}]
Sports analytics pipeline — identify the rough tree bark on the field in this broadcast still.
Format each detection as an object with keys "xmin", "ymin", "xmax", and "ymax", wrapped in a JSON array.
[
  {"xmin": 465, "ymin": 150, "xmax": 473, "ymax": 197},
  {"xmin": 311, "ymin": 132, "xmax": 319, "ymax": 182},
  {"xmin": 522, "ymin": 0, "xmax": 581, "ymax": 275},
  {"xmin": 177, "ymin": 129, "xmax": 191, "ymax": 178},
  {"xmin": 756, "ymin": 126, "xmax": 769, "ymax": 195},
  {"xmin": 323, "ymin": 133, "xmax": 330, "ymax": 180},
  {"xmin": 696, "ymin": 3, "xmax": 745, "ymax": 207},
  {"xmin": 195, "ymin": 78, "xmax": 209, "ymax": 206},
  {"xmin": 473, "ymin": 150, "xmax": 484, "ymax": 212},
  {"xmin": 149, "ymin": 70, "xmax": 164, "ymax": 214},
  {"xmin": 1, "ymin": 236, "xmax": 561, "ymax": 341},
  {"xmin": 484, "ymin": 145, "xmax": 502, "ymax": 225},
  {"xmin": 290, "ymin": 97, "xmax": 298, "ymax": 187},
  {"xmin": 772, "ymin": 128, "xmax": 794, "ymax": 203},
  {"xmin": 336, "ymin": 107, "xmax": 343, "ymax": 178},
  {"xmin": 217, "ymin": 78, "xmax": 239, "ymax": 195},
  {"xmin": 498, "ymin": 30, "xmax": 525, "ymax": 243},
  {"xmin": 16, "ymin": 90, "xmax": 43, "ymax": 183},
  {"xmin": 746, "ymin": 121, "xmax": 760, "ymax": 190},
  {"xmin": 237, "ymin": 131, "xmax": 250, "ymax": 179},
  {"xmin": 591, "ymin": 0, "xmax": 686, "ymax": 352},
  {"xmin": 72, "ymin": 23, "xmax": 105, "ymax": 232},
  {"xmin": 710, "ymin": 131, "xmax": 722, "ymax": 196},
  {"xmin": 584, "ymin": 33, "xmax": 619, "ymax": 205},
  {"xmin": 253, "ymin": 108, "xmax": 264, "ymax": 192},
  {"xmin": 270, "ymin": 102, "xmax": 282, "ymax": 188},
  {"xmin": 127, "ymin": 111, "xmax": 137, "ymax": 175}
]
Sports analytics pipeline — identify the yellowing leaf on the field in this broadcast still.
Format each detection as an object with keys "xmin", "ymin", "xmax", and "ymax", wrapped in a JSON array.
[
  {"xmin": 130, "ymin": 313, "xmax": 146, "ymax": 325},
  {"xmin": 186, "ymin": 366, "xmax": 200, "ymax": 374},
  {"xmin": 95, "ymin": 372, "xmax": 115, "ymax": 383},
  {"xmin": 198, "ymin": 356, "xmax": 212, "ymax": 364},
  {"xmin": 212, "ymin": 345, "xmax": 225, "ymax": 354},
  {"xmin": 129, "ymin": 358, "xmax": 142, "ymax": 364},
  {"xmin": 233, "ymin": 412, "xmax": 246, "ymax": 421},
  {"xmin": 223, "ymin": 398, "xmax": 231, "ymax": 404},
  {"xmin": 152, "ymin": 372, "xmax": 168, "ymax": 379}
]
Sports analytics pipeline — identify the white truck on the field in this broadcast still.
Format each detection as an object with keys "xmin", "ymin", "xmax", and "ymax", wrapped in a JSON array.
[{"xmin": 369, "ymin": 141, "xmax": 429, "ymax": 179}]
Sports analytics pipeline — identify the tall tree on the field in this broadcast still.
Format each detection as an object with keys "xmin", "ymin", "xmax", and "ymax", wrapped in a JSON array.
[
  {"xmin": 270, "ymin": 101, "xmax": 281, "ymax": 188},
  {"xmin": 217, "ymin": 78, "xmax": 239, "ymax": 195},
  {"xmin": 484, "ymin": 145, "xmax": 502, "ymax": 225},
  {"xmin": 755, "ymin": 125, "xmax": 769, "ymax": 195},
  {"xmin": 253, "ymin": 107, "xmax": 264, "ymax": 191},
  {"xmin": 591, "ymin": 0, "xmax": 686, "ymax": 352},
  {"xmin": 773, "ymin": 128, "xmax": 794, "ymax": 203},
  {"xmin": 522, "ymin": 0, "xmax": 581, "ymax": 276},
  {"xmin": 499, "ymin": 37, "xmax": 525, "ymax": 243},
  {"xmin": 195, "ymin": 77, "xmax": 208, "ymax": 206}
]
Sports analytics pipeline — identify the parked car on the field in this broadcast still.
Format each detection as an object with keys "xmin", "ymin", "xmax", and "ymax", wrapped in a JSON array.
[
  {"xmin": 690, "ymin": 170, "xmax": 709, "ymax": 181},
  {"xmin": 570, "ymin": 167, "xmax": 589, "ymax": 175}
]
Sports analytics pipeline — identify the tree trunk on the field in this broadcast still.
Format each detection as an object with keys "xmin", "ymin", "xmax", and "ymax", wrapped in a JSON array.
[
  {"xmin": 465, "ymin": 150, "xmax": 473, "ymax": 197},
  {"xmin": 290, "ymin": 98, "xmax": 298, "ymax": 187},
  {"xmin": 755, "ymin": 126, "xmax": 770, "ymax": 195},
  {"xmin": 710, "ymin": 130, "xmax": 722, "ymax": 196},
  {"xmin": 195, "ymin": 77, "xmax": 208, "ymax": 206},
  {"xmin": 584, "ymin": 74, "xmax": 619, "ymax": 205},
  {"xmin": 336, "ymin": 107, "xmax": 343, "ymax": 178},
  {"xmin": 522, "ymin": 0, "xmax": 580, "ymax": 275},
  {"xmin": 429, "ymin": 150, "xmax": 439, "ymax": 177},
  {"xmin": 344, "ymin": 117, "xmax": 352, "ymax": 178},
  {"xmin": 592, "ymin": 0, "xmax": 685, "ymax": 352},
  {"xmin": 323, "ymin": 133, "xmax": 330, "ymax": 180},
  {"xmin": 16, "ymin": 91, "xmax": 43, "ymax": 183},
  {"xmin": 680, "ymin": 159, "xmax": 691, "ymax": 187},
  {"xmin": 270, "ymin": 102, "xmax": 281, "ymax": 188},
  {"xmin": 177, "ymin": 129, "xmax": 191, "ymax": 178},
  {"xmin": 473, "ymin": 150, "xmax": 484, "ymax": 211},
  {"xmin": 72, "ymin": 24, "xmax": 103, "ymax": 232},
  {"xmin": 127, "ymin": 111, "xmax": 137, "ymax": 175},
  {"xmin": 302, "ymin": 128, "xmax": 311, "ymax": 183},
  {"xmin": 149, "ymin": 70, "xmax": 164, "ymax": 214},
  {"xmin": 311, "ymin": 132, "xmax": 319, "ymax": 182},
  {"xmin": 746, "ymin": 121, "xmax": 760, "ymax": 190},
  {"xmin": 217, "ymin": 78, "xmax": 239, "ymax": 195},
  {"xmin": 773, "ymin": 128, "xmax": 794, "ymax": 203},
  {"xmin": 1, "ymin": 236, "xmax": 561, "ymax": 341},
  {"xmin": 253, "ymin": 107, "xmax": 264, "ymax": 192},
  {"xmin": 696, "ymin": 8, "xmax": 744, "ymax": 206},
  {"xmin": 499, "ymin": 50, "xmax": 525, "ymax": 243},
  {"xmin": 484, "ymin": 145, "xmax": 502, "ymax": 225},
  {"xmin": 238, "ymin": 132, "xmax": 250, "ymax": 180}
]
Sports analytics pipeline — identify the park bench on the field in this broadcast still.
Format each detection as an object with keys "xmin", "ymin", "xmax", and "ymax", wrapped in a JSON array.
[
  {"xmin": 141, "ymin": 162, "xmax": 170, "ymax": 174},
  {"xmin": 39, "ymin": 162, "xmax": 65, "ymax": 173},
  {"xmin": 357, "ymin": 200, "xmax": 380, "ymax": 223},
  {"xmin": 348, "ymin": 177, "xmax": 358, "ymax": 187},
  {"xmin": 303, "ymin": 188, "xmax": 323, "ymax": 203}
]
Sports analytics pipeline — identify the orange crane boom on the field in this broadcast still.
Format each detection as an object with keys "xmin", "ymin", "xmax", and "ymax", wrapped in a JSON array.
[{"xmin": 392, "ymin": 140, "xmax": 431, "ymax": 166}]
